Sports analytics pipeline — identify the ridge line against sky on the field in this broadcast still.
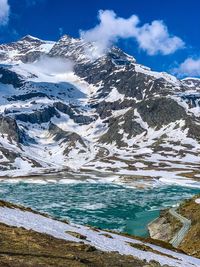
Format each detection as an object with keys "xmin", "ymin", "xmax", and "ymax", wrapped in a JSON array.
[{"xmin": 0, "ymin": 0, "xmax": 199, "ymax": 77}]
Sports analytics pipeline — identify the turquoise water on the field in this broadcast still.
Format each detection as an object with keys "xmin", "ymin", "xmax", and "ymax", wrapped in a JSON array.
[{"xmin": 0, "ymin": 182, "xmax": 200, "ymax": 237}]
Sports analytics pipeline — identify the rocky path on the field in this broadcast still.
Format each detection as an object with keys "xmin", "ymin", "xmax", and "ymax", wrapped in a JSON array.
[{"xmin": 169, "ymin": 208, "xmax": 191, "ymax": 248}]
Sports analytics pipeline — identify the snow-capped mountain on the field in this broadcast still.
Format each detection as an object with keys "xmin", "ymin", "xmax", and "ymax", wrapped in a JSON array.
[
  {"xmin": 0, "ymin": 35, "xmax": 200, "ymax": 187},
  {"xmin": 0, "ymin": 35, "xmax": 55, "ymax": 63}
]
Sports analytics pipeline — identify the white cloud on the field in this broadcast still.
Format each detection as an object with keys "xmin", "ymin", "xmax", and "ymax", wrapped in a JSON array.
[
  {"xmin": 80, "ymin": 10, "xmax": 184, "ymax": 57},
  {"xmin": 80, "ymin": 10, "xmax": 139, "ymax": 56},
  {"xmin": 26, "ymin": 56, "xmax": 74, "ymax": 75},
  {"xmin": 136, "ymin": 20, "xmax": 184, "ymax": 55},
  {"xmin": 0, "ymin": 0, "xmax": 10, "ymax": 26},
  {"xmin": 174, "ymin": 57, "xmax": 200, "ymax": 77}
]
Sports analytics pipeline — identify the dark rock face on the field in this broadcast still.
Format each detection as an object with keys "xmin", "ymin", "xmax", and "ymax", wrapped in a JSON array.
[
  {"xmin": 0, "ymin": 115, "xmax": 23, "ymax": 143},
  {"xmin": 180, "ymin": 93, "xmax": 200, "ymax": 108},
  {"xmin": 15, "ymin": 106, "xmax": 60, "ymax": 124},
  {"xmin": 0, "ymin": 67, "xmax": 24, "ymax": 88},
  {"xmin": 100, "ymin": 96, "xmax": 200, "ymax": 145},
  {"xmin": 100, "ymin": 109, "xmax": 145, "ymax": 147},
  {"xmin": 49, "ymin": 123, "xmax": 86, "ymax": 155},
  {"xmin": 7, "ymin": 92, "xmax": 50, "ymax": 102},
  {"xmin": 100, "ymin": 119, "xmax": 126, "ymax": 147},
  {"xmin": 186, "ymin": 119, "xmax": 200, "ymax": 140},
  {"xmin": 0, "ymin": 51, "xmax": 8, "ymax": 61},
  {"xmin": 49, "ymin": 123, "xmax": 85, "ymax": 144},
  {"xmin": 0, "ymin": 146, "xmax": 21, "ymax": 170},
  {"xmin": 91, "ymin": 99, "xmax": 135, "ymax": 119},
  {"xmin": 137, "ymin": 98, "xmax": 186, "ymax": 129},
  {"xmin": 123, "ymin": 110, "xmax": 146, "ymax": 137},
  {"xmin": 53, "ymin": 102, "xmax": 94, "ymax": 125}
]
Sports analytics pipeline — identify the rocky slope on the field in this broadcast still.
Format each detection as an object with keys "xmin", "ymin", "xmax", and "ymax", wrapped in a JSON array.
[
  {"xmin": 148, "ymin": 195, "xmax": 200, "ymax": 258},
  {"xmin": 0, "ymin": 223, "xmax": 155, "ymax": 267},
  {"xmin": 0, "ymin": 200, "xmax": 200, "ymax": 267},
  {"xmin": 0, "ymin": 35, "xmax": 200, "ymax": 187}
]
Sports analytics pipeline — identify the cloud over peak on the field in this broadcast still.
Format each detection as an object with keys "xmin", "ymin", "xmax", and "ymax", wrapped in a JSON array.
[
  {"xmin": 80, "ymin": 10, "xmax": 139, "ymax": 56},
  {"xmin": 80, "ymin": 10, "xmax": 184, "ymax": 57},
  {"xmin": 26, "ymin": 55, "xmax": 74, "ymax": 75},
  {"xmin": 0, "ymin": 0, "xmax": 10, "ymax": 26},
  {"xmin": 174, "ymin": 57, "xmax": 200, "ymax": 77}
]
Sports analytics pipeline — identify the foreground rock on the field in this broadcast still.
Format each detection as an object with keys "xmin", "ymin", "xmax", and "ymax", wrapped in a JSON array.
[
  {"xmin": 0, "ymin": 200, "xmax": 200, "ymax": 267},
  {"xmin": 0, "ymin": 223, "xmax": 148, "ymax": 267}
]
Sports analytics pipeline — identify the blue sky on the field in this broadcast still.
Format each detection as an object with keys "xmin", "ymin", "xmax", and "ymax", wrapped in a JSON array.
[{"xmin": 0, "ymin": 0, "xmax": 199, "ymax": 77}]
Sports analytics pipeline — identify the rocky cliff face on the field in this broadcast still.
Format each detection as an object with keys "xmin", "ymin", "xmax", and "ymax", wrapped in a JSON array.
[
  {"xmin": 148, "ymin": 195, "xmax": 200, "ymax": 259},
  {"xmin": 0, "ymin": 35, "xmax": 200, "ymax": 185},
  {"xmin": 148, "ymin": 211, "xmax": 181, "ymax": 243}
]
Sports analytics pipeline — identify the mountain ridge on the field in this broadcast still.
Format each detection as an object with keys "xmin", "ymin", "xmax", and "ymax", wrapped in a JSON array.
[{"xmin": 0, "ymin": 35, "xmax": 200, "ymax": 188}]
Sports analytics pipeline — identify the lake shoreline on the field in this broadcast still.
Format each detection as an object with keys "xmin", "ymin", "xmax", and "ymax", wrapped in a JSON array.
[{"xmin": 0, "ymin": 181, "xmax": 199, "ymax": 237}]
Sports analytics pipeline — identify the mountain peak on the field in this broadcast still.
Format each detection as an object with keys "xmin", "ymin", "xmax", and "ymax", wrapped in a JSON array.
[
  {"xmin": 59, "ymin": 34, "xmax": 79, "ymax": 43},
  {"xmin": 20, "ymin": 35, "xmax": 43, "ymax": 43},
  {"xmin": 182, "ymin": 77, "xmax": 200, "ymax": 89}
]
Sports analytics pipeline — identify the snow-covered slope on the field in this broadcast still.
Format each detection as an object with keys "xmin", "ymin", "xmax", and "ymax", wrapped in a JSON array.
[
  {"xmin": 0, "ymin": 202, "xmax": 200, "ymax": 267},
  {"xmin": 0, "ymin": 35, "xmax": 200, "ymax": 187}
]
